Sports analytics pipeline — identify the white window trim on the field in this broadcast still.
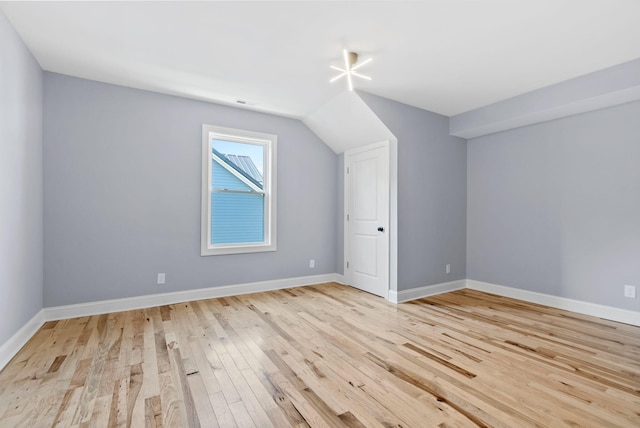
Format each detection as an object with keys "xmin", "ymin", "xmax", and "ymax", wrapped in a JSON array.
[{"xmin": 201, "ymin": 124, "xmax": 277, "ymax": 256}]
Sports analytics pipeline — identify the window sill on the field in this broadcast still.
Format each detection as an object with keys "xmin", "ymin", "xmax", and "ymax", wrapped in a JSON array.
[{"xmin": 201, "ymin": 243, "xmax": 277, "ymax": 256}]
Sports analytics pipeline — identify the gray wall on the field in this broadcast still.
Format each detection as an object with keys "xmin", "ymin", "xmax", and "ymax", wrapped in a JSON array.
[
  {"xmin": 44, "ymin": 73, "xmax": 337, "ymax": 307},
  {"xmin": 0, "ymin": 11, "xmax": 43, "ymax": 344},
  {"xmin": 359, "ymin": 92, "xmax": 467, "ymax": 291},
  {"xmin": 336, "ymin": 153, "xmax": 344, "ymax": 275},
  {"xmin": 467, "ymin": 100, "xmax": 640, "ymax": 311}
]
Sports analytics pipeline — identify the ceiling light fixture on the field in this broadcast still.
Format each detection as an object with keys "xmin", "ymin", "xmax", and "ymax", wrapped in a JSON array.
[{"xmin": 330, "ymin": 50, "xmax": 372, "ymax": 91}]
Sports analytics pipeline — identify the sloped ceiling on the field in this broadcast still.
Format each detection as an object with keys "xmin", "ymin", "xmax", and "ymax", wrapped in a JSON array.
[
  {"xmin": 451, "ymin": 58, "xmax": 640, "ymax": 139},
  {"xmin": 303, "ymin": 92, "xmax": 395, "ymax": 154}
]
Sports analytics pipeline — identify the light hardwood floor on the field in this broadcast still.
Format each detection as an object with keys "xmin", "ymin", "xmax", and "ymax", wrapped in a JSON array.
[{"xmin": 1, "ymin": 283, "xmax": 639, "ymax": 427}]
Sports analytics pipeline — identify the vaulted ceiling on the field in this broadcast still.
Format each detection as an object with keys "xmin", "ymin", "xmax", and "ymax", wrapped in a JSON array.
[{"xmin": 2, "ymin": 1, "xmax": 639, "ymax": 119}]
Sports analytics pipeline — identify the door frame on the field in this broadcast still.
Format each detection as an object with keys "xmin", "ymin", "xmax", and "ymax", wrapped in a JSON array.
[{"xmin": 343, "ymin": 140, "xmax": 391, "ymax": 299}]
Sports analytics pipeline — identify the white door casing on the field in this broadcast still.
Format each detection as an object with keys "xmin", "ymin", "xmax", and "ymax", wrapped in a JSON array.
[{"xmin": 344, "ymin": 141, "xmax": 390, "ymax": 298}]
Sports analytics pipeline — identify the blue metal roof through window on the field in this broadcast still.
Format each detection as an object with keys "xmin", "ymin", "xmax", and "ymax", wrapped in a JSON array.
[{"xmin": 224, "ymin": 154, "xmax": 263, "ymax": 184}]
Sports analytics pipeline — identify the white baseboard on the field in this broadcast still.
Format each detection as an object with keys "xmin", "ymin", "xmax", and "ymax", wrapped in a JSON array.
[
  {"xmin": 388, "ymin": 279, "xmax": 640, "ymax": 327},
  {"xmin": 467, "ymin": 279, "xmax": 640, "ymax": 327},
  {"xmin": 389, "ymin": 279, "xmax": 466, "ymax": 303},
  {"xmin": 0, "ymin": 310, "xmax": 45, "ymax": 371},
  {"xmin": 44, "ymin": 273, "xmax": 340, "ymax": 321},
  {"xmin": 3, "ymin": 274, "xmax": 637, "ymax": 372},
  {"xmin": 1, "ymin": 273, "xmax": 340, "ymax": 371}
]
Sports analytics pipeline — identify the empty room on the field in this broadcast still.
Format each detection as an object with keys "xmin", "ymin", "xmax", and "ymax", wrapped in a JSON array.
[{"xmin": 1, "ymin": 1, "xmax": 639, "ymax": 426}]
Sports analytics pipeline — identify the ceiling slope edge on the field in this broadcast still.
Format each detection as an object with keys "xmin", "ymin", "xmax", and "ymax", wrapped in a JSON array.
[
  {"xmin": 450, "ymin": 58, "xmax": 640, "ymax": 139},
  {"xmin": 303, "ymin": 91, "xmax": 396, "ymax": 154}
]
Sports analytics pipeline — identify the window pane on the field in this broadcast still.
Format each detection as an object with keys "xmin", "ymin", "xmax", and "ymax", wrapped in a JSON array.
[
  {"xmin": 211, "ymin": 192, "xmax": 264, "ymax": 244},
  {"xmin": 212, "ymin": 139, "xmax": 264, "ymax": 188}
]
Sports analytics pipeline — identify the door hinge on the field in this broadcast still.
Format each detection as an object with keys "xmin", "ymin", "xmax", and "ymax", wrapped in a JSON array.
[
  {"xmin": 347, "ymin": 167, "xmax": 350, "ymax": 174},
  {"xmin": 346, "ymin": 261, "xmax": 350, "ymax": 269},
  {"xmin": 347, "ymin": 214, "xmax": 349, "ymax": 221}
]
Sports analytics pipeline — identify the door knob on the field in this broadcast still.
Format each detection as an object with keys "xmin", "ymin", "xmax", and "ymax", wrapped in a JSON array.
[{"xmin": 377, "ymin": 227, "xmax": 384, "ymax": 232}]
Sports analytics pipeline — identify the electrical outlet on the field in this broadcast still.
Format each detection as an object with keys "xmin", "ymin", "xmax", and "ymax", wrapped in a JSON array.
[
  {"xmin": 157, "ymin": 273, "xmax": 166, "ymax": 285},
  {"xmin": 446, "ymin": 264, "xmax": 451, "ymax": 274},
  {"xmin": 309, "ymin": 259, "xmax": 315, "ymax": 268},
  {"xmin": 624, "ymin": 285, "xmax": 636, "ymax": 299}
]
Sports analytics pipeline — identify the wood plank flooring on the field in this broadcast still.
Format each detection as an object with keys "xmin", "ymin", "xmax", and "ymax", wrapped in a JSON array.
[{"xmin": 1, "ymin": 283, "xmax": 639, "ymax": 427}]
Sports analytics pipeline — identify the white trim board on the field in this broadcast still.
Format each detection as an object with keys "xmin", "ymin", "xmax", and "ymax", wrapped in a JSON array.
[
  {"xmin": 466, "ymin": 280, "xmax": 640, "ymax": 327},
  {"xmin": 44, "ymin": 273, "xmax": 340, "ymax": 321},
  {"xmin": 0, "ymin": 310, "xmax": 45, "ymax": 371},
  {"xmin": 389, "ymin": 280, "xmax": 466, "ymax": 303}
]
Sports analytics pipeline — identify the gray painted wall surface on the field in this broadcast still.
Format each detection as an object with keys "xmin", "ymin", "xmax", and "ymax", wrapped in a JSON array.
[
  {"xmin": 0, "ymin": 11, "xmax": 43, "ymax": 344},
  {"xmin": 335, "ymin": 153, "xmax": 344, "ymax": 275},
  {"xmin": 358, "ymin": 92, "xmax": 467, "ymax": 291},
  {"xmin": 467, "ymin": 100, "xmax": 640, "ymax": 311},
  {"xmin": 44, "ymin": 73, "xmax": 337, "ymax": 307}
]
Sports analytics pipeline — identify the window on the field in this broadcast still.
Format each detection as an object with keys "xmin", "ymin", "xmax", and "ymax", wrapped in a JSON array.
[{"xmin": 201, "ymin": 124, "xmax": 277, "ymax": 255}]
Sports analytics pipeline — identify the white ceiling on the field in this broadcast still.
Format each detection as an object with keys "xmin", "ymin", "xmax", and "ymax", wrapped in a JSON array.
[{"xmin": 2, "ymin": 1, "xmax": 640, "ymax": 118}]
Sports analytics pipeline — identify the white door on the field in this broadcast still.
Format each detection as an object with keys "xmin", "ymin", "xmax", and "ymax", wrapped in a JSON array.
[{"xmin": 345, "ymin": 141, "xmax": 390, "ymax": 298}]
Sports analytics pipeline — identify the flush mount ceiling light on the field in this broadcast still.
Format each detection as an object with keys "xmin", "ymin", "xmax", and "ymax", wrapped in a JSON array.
[{"xmin": 330, "ymin": 50, "xmax": 372, "ymax": 91}]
